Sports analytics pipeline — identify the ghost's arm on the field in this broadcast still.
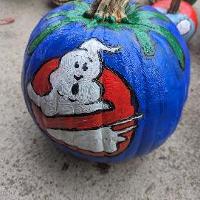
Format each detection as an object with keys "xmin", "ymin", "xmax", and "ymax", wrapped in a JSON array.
[
  {"xmin": 27, "ymin": 83, "xmax": 41, "ymax": 107},
  {"xmin": 75, "ymin": 101, "xmax": 111, "ymax": 114},
  {"xmin": 80, "ymin": 82, "xmax": 110, "ymax": 106},
  {"xmin": 87, "ymin": 82, "xmax": 102, "ymax": 102},
  {"xmin": 40, "ymin": 92, "xmax": 58, "ymax": 116},
  {"xmin": 101, "ymin": 127, "xmax": 126, "ymax": 153},
  {"xmin": 87, "ymin": 82, "xmax": 111, "ymax": 110},
  {"xmin": 47, "ymin": 126, "xmax": 127, "ymax": 153},
  {"xmin": 71, "ymin": 82, "xmax": 111, "ymax": 114},
  {"xmin": 27, "ymin": 83, "xmax": 59, "ymax": 116}
]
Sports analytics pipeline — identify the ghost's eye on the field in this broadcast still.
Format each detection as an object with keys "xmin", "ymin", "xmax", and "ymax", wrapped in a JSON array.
[
  {"xmin": 74, "ymin": 62, "xmax": 79, "ymax": 68},
  {"xmin": 82, "ymin": 63, "xmax": 88, "ymax": 71}
]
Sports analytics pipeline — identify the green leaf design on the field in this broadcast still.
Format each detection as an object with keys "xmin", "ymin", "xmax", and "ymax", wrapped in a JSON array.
[
  {"xmin": 134, "ymin": 30, "xmax": 155, "ymax": 56},
  {"xmin": 27, "ymin": 1, "xmax": 185, "ymax": 70},
  {"xmin": 28, "ymin": 19, "xmax": 70, "ymax": 54}
]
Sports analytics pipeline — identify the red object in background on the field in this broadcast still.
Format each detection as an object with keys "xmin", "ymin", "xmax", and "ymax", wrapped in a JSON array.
[
  {"xmin": 153, "ymin": 0, "xmax": 198, "ymax": 30},
  {"xmin": 0, "ymin": 17, "xmax": 15, "ymax": 25}
]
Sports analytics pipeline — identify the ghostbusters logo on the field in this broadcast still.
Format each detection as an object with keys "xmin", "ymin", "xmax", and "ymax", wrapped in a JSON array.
[{"xmin": 27, "ymin": 38, "xmax": 142, "ymax": 156}]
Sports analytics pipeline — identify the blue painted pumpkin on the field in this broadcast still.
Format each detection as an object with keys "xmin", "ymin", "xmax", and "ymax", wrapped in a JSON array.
[{"xmin": 22, "ymin": 1, "xmax": 190, "ymax": 163}]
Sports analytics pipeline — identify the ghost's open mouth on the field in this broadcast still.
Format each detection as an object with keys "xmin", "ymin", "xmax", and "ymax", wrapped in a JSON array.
[{"xmin": 71, "ymin": 83, "xmax": 79, "ymax": 95}]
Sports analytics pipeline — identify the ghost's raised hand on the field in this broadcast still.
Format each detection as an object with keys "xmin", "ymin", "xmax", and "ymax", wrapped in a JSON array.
[
  {"xmin": 47, "ymin": 124, "xmax": 136, "ymax": 153},
  {"xmin": 101, "ymin": 125, "xmax": 136, "ymax": 153}
]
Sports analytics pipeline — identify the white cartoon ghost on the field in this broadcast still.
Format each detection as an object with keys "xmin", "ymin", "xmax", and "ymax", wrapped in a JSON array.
[
  {"xmin": 27, "ymin": 38, "xmax": 120, "ymax": 116},
  {"xmin": 27, "ymin": 39, "xmax": 143, "ymax": 154}
]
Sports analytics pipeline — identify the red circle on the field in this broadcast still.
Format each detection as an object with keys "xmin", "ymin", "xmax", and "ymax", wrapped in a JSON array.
[{"xmin": 30, "ymin": 59, "xmax": 138, "ymax": 156}]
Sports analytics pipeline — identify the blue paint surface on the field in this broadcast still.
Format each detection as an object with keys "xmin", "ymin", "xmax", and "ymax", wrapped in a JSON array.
[{"xmin": 22, "ymin": 3, "xmax": 190, "ymax": 163}]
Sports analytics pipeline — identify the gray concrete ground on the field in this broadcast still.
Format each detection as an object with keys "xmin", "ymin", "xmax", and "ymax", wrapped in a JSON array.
[{"xmin": 0, "ymin": 0, "xmax": 200, "ymax": 199}]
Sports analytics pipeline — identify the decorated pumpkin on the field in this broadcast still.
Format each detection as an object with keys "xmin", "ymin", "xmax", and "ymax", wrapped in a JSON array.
[
  {"xmin": 22, "ymin": 0, "xmax": 190, "ymax": 163},
  {"xmin": 153, "ymin": 0, "xmax": 198, "ymax": 41}
]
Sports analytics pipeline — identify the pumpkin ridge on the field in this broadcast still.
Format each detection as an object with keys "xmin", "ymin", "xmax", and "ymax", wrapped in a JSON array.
[{"xmin": 130, "ymin": 23, "xmax": 185, "ymax": 70}]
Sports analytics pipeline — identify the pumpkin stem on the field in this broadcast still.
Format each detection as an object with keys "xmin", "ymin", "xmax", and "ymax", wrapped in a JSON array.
[
  {"xmin": 167, "ymin": 0, "xmax": 181, "ymax": 14},
  {"xmin": 83, "ymin": 0, "xmax": 130, "ymax": 23}
]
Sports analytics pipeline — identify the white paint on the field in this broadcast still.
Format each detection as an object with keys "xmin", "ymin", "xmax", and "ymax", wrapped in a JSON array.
[
  {"xmin": 47, "ymin": 124, "xmax": 136, "ymax": 153},
  {"xmin": 177, "ymin": 19, "xmax": 191, "ymax": 35},
  {"xmin": 46, "ymin": 115, "xmax": 140, "ymax": 153},
  {"xmin": 27, "ymin": 38, "xmax": 120, "ymax": 116}
]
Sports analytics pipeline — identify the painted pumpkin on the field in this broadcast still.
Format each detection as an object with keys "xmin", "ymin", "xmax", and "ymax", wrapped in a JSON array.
[
  {"xmin": 153, "ymin": 0, "xmax": 198, "ymax": 41},
  {"xmin": 22, "ymin": 1, "xmax": 190, "ymax": 163}
]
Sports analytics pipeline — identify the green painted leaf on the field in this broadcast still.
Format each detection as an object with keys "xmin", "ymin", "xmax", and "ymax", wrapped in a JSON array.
[
  {"xmin": 47, "ymin": 11, "xmax": 68, "ymax": 19},
  {"xmin": 27, "ymin": 1, "xmax": 185, "ymax": 70},
  {"xmin": 134, "ymin": 29, "xmax": 155, "ymax": 56},
  {"xmin": 27, "ymin": 19, "xmax": 71, "ymax": 54},
  {"xmin": 131, "ymin": 23, "xmax": 184, "ymax": 69}
]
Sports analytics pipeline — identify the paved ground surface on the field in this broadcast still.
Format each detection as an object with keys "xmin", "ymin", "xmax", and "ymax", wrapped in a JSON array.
[{"xmin": 0, "ymin": 0, "xmax": 200, "ymax": 199}]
